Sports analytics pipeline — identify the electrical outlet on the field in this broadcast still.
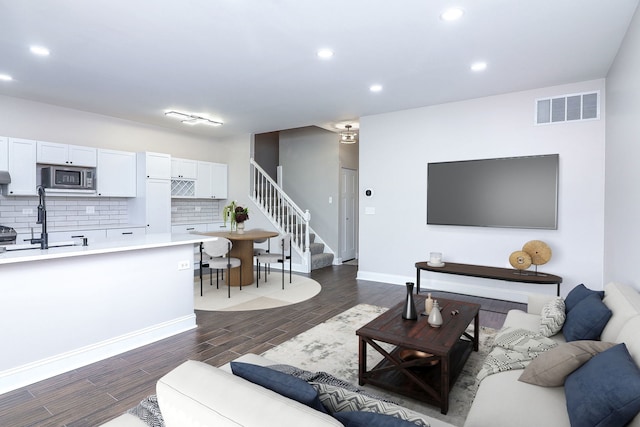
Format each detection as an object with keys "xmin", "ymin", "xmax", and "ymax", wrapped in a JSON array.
[
  {"xmin": 177, "ymin": 260, "xmax": 191, "ymax": 270},
  {"xmin": 22, "ymin": 208, "xmax": 34, "ymax": 215},
  {"xmin": 86, "ymin": 206, "xmax": 95, "ymax": 214}
]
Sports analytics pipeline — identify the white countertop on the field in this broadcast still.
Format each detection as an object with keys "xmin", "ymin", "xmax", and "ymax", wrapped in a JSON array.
[{"xmin": 0, "ymin": 233, "xmax": 217, "ymax": 265}]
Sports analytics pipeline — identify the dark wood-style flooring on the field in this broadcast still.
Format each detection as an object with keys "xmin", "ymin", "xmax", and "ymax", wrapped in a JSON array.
[{"xmin": 0, "ymin": 264, "xmax": 525, "ymax": 427}]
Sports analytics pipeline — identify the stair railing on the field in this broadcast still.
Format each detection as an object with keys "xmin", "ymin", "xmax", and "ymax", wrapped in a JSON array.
[{"xmin": 250, "ymin": 158, "xmax": 311, "ymax": 270}]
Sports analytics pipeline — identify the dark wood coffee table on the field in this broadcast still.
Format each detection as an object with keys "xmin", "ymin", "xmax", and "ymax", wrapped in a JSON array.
[{"xmin": 356, "ymin": 296, "xmax": 480, "ymax": 414}]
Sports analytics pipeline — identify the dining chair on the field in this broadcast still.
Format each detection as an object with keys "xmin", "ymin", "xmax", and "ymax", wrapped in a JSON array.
[
  {"xmin": 253, "ymin": 229, "xmax": 271, "ymax": 281},
  {"xmin": 203, "ymin": 237, "xmax": 242, "ymax": 298},
  {"xmin": 255, "ymin": 234, "xmax": 292, "ymax": 289}
]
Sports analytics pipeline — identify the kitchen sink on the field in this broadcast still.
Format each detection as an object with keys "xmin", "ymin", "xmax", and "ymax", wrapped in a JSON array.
[{"xmin": 1, "ymin": 241, "xmax": 79, "ymax": 252}]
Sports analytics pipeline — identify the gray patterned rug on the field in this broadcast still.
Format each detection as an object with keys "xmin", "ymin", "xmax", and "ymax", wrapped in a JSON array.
[{"xmin": 262, "ymin": 304, "xmax": 497, "ymax": 427}]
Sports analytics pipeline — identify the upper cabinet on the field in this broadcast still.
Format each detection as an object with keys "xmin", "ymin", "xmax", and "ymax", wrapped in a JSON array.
[
  {"xmin": 37, "ymin": 141, "xmax": 97, "ymax": 167},
  {"xmin": 0, "ymin": 136, "xmax": 7, "ymax": 171},
  {"xmin": 7, "ymin": 138, "xmax": 37, "ymax": 196},
  {"xmin": 171, "ymin": 158, "xmax": 197, "ymax": 179},
  {"xmin": 97, "ymin": 149, "xmax": 137, "ymax": 197},
  {"xmin": 195, "ymin": 161, "xmax": 228, "ymax": 199},
  {"xmin": 142, "ymin": 152, "xmax": 171, "ymax": 180}
]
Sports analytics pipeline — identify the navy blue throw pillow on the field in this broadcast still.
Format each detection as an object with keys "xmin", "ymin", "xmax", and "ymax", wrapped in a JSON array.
[
  {"xmin": 230, "ymin": 362, "xmax": 327, "ymax": 413},
  {"xmin": 563, "ymin": 293, "xmax": 612, "ymax": 342},
  {"xmin": 333, "ymin": 411, "xmax": 419, "ymax": 427},
  {"xmin": 565, "ymin": 284, "xmax": 604, "ymax": 313},
  {"xmin": 565, "ymin": 343, "xmax": 640, "ymax": 427}
]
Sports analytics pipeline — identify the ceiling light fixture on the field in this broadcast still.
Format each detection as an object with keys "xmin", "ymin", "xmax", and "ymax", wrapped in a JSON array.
[
  {"xmin": 0, "ymin": 74, "xmax": 13, "ymax": 82},
  {"xmin": 440, "ymin": 7, "xmax": 464, "ymax": 21},
  {"xmin": 164, "ymin": 110, "xmax": 223, "ymax": 127},
  {"xmin": 339, "ymin": 124, "xmax": 358, "ymax": 144},
  {"xmin": 470, "ymin": 61, "xmax": 487, "ymax": 72},
  {"xmin": 30, "ymin": 45, "xmax": 50, "ymax": 56},
  {"xmin": 369, "ymin": 84, "xmax": 383, "ymax": 93},
  {"xmin": 317, "ymin": 48, "xmax": 334, "ymax": 59}
]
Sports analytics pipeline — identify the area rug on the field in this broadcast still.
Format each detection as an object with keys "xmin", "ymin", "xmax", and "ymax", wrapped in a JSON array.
[
  {"xmin": 193, "ymin": 272, "xmax": 321, "ymax": 311},
  {"xmin": 261, "ymin": 304, "xmax": 497, "ymax": 427}
]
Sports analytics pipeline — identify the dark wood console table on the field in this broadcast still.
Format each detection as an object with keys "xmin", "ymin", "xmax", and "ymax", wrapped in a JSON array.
[{"xmin": 415, "ymin": 261, "xmax": 563, "ymax": 296}]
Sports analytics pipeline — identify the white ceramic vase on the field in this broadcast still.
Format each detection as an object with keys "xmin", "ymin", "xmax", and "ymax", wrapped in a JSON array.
[{"xmin": 428, "ymin": 300, "xmax": 443, "ymax": 327}]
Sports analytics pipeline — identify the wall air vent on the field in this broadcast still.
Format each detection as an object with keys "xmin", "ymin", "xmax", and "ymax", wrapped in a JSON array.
[{"xmin": 535, "ymin": 91, "xmax": 600, "ymax": 125}]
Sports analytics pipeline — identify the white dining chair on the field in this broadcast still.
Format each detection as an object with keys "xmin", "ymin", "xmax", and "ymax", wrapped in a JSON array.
[
  {"xmin": 255, "ymin": 234, "xmax": 292, "ymax": 289},
  {"xmin": 203, "ymin": 237, "xmax": 241, "ymax": 298}
]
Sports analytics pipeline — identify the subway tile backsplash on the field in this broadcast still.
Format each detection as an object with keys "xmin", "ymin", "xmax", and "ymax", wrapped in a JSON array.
[
  {"xmin": 0, "ymin": 195, "xmax": 128, "ymax": 232},
  {"xmin": 0, "ymin": 195, "xmax": 223, "ymax": 232},
  {"xmin": 171, "ymin": 199, "xmax": 222, "ymax": 224}
]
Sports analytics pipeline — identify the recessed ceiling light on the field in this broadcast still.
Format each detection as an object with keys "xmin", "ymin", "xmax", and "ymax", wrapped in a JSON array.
[
  {"xmin": 470, "ymin": 61, "xmax": 487, "ymax": 72},
  {"xmin": 440, "ymin": 7, "xmax": 464, "ymax": 21},
  {"xmin": 30, "ymin": 45, "xmax": 50, "ymax": 56},
  {"xmin": 317, "ymin": 49, "xmax": 334, "ymax": 59},
  {"xmin": 369, "ymin": 84, "xmax": 383, "ymax": 93},
  {"xmin": 0, "ymin": 74, "xmax": 13, "ymax": 82}
]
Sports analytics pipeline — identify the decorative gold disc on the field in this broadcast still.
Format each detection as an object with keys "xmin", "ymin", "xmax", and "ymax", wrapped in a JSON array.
[
  {"xmin": 522, "ymin": 240, "xmax": 552, "ymax": 265},
  {"xmin": 509, "ymin": 250, "xmax": 532, "ymax": 270}
]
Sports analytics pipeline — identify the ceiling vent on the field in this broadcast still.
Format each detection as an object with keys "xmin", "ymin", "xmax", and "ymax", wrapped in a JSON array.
[{"xmin": 535, "ymin": 91, "xmax": 599, "ymax": 125}]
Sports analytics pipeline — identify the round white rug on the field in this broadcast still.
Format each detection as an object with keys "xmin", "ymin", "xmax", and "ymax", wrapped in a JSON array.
[{"xmin": 193, "ymin": 272, "xmax": 322, "ymax": 311}]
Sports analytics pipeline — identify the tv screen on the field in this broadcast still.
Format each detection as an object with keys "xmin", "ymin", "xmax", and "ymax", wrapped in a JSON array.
[{"xmin": 427, "ymin": 154, "xmax": 559, "ymax": 229}]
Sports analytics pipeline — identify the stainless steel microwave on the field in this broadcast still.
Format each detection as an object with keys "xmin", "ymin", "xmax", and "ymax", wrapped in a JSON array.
[{"xmin": 41, "ymin": 165, "xmax": 96, "ymax": 190}]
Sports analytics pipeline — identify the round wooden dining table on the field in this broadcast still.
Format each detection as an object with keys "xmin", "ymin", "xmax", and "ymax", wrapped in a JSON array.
[{"xmin": 198, "ymin": 229, "xmax": 278, "ymax": 286}]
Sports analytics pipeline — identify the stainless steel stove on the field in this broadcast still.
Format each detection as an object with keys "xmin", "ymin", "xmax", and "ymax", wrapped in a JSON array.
[{"xmin": 0, "ymin": 225, "xmax": 17, "ymax": 245}]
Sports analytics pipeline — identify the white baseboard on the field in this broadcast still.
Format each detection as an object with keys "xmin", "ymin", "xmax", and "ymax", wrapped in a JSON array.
[{"xmin": 0, "ymin": 314, "xmax": 196, "ymax": 395}]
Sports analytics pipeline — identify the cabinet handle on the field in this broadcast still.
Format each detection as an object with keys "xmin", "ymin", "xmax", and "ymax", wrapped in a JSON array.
[
  {"xmin": 71, "ymin": 235, "xmax": 85, "ymax": 238},
  {"xmin": 122, "ymin": 232, "xmax": 133, "ymax": 235},
  {"xmin": 186, "ymin": 227, "xmax": 195, "ymax": 231}
]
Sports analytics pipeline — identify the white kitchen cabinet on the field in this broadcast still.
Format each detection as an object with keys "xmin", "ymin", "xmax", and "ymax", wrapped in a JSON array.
[
  {"xmin": 48, "ymin": 229, "xmax": 107, "ymax": 245},
  {"xmin": 106, "ymin": 227, "xmax": 146, "ymax": 239},
  {"xmin": 7, "ymin": 138, "xmax": 37, "ymax": 196},
  {"xmin": 97, "ymin": 149, "xmax": 136, "ymax": 197},
  {"xmin": 211, "ymin": 163, "xmax": 228, "ymax": 199},
  {"xmin": 145, "ymin": 179, "xmax": 171, "ymax": 233},
  {"xmin": 171, "ymin": 158, "xmax": 198, "ymax": 179},
  {"xmin": 171, "ymin": 223, "xmax": 208, "ymax": 234},
  {"xmin": 37, "ymin": 141, "xmax": 97, "ymax": 167},
  {"xmin": 207, "ymin": 222, "xmax": 229, "ymax": 232},
  {"xmin": 195, "ymin": 161, "xmax": 228, "ymax": 199},
  {"xmin": 141, "ymin": 152, "xmax": 171, "ymax": 179},
  {"xmin": 0, "ymin": 136, "xmax": 8, "ymax": 171}
]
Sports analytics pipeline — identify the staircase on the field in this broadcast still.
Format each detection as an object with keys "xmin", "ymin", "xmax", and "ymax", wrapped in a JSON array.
[{"xmin": 250, "ymin": 159, "xmax": 334, "ymax": 272}]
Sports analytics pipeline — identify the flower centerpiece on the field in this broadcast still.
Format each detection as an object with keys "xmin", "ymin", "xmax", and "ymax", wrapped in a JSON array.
[{"xmin": 223, "ymin": 201, "xmax": 249, "ymax": 232}]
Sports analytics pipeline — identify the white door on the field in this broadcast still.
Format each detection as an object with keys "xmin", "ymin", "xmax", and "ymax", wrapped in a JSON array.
[
  {"xmin": 340, "ymin": 168, "xmax": 357, "ymax": 262},
  {"xmin": 146, "ymin": 178, "xmax": 171, "ymax": 233}
]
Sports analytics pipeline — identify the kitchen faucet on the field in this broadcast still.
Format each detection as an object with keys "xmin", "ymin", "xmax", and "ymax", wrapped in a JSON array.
[{"xmin": 30, "ymin": 185, "xmax": 49, "ymax": 249}]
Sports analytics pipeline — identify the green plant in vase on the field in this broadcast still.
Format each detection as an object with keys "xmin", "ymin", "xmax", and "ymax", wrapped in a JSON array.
[{"xmin": 223, "ymin": 201, "xmax": 249, "ymax": 231}]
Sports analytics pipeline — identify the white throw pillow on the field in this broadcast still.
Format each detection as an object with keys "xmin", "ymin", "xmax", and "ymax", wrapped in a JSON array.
[{"xmin": 539, "ymin": 297, "xmax": 566, "ymax": 337}]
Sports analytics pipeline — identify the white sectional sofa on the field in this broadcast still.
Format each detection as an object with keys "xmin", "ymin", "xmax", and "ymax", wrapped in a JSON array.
[
  {"xmin": 465, "ymin": 282, "xmax": 640, "ymax": 427},
  {"xmin": 102, "ymin": 353, "xmax": 456, "ymax": 427}
]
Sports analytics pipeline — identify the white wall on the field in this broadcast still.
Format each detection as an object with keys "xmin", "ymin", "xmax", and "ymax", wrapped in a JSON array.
[
  {"xmin": 605, "ymin": 5, "xmax": 640, "ymax": 289},
  {"xmin": 280, "ymin": 127, "xmax": 340, "ymax": 253},
  {"xmin": 0, "ymin": 94, "xmax": 230, "ymax": 162},
  {"xmin": 358, "ymin": 80, "xmax": 606, "ymax": 302}
]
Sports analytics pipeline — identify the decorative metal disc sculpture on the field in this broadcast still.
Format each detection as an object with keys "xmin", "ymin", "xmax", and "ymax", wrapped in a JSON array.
[
  {"xmin": 522, "ymin": 240, "xmax": 552, "ymax": 274},
  {"xmin": 509, "ymin": 250, "xmax": 532, "ymax": 271}
]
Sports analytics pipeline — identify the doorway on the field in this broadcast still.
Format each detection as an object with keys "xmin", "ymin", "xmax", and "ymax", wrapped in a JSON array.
[{"xmin": 340, "ymin": 167, "xmax": 357, "ymax": 262}]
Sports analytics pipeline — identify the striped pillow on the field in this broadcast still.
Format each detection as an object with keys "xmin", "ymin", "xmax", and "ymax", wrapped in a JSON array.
[{"xmin": 539, "ymin": 297, "xmax": 566, "ymax": 337}]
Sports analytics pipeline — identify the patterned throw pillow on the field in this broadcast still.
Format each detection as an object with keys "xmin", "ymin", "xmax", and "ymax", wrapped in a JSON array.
[
  {"xmin": 312, "ymin": 382, "xmax": 431, "ymax": 427},
  {"xmin": 539, "ymin": 297, "xmax": 566, "ymax": 337}
]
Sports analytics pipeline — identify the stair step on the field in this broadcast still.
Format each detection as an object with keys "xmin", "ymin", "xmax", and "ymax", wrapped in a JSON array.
[
  {"xmin": 311, "ymin": 252, "xmax": 334, "ymax": 270},
  {"xmin": 309, "ymin": 242, "xmax": 324, "ymax": 255}
]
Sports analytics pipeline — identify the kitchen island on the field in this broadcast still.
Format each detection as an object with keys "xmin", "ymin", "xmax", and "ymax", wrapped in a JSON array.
[{"xmin": 0, "ymin": 233, "xmax": 217, "ymax": 395}]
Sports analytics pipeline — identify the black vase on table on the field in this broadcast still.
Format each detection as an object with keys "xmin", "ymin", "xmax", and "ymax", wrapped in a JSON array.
[{"xmin": 402, "ymin": 282, "xmax": 418, "ymax": 320}]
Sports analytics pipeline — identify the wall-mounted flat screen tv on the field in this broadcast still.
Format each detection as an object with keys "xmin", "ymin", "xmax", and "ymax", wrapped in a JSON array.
[{"xmin": 427, "ymin": 154, "xmax": 559, "ymax": 229}]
